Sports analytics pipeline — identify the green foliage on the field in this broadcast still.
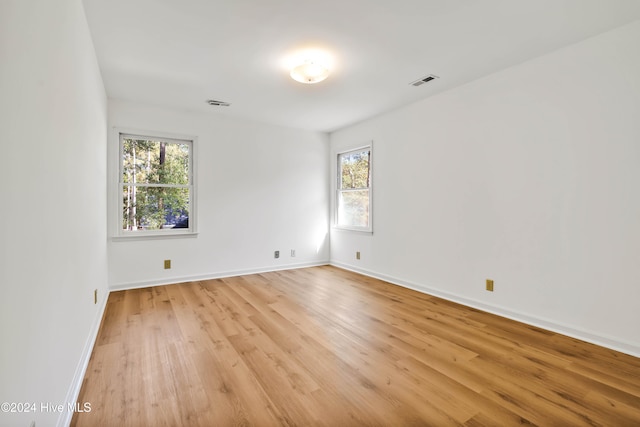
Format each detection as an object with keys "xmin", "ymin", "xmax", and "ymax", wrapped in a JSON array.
[
  {"xmin": 122, "ymin": 138, "xmax": 190, "ymax": 230},
  {"xmin": 338, "ymin": 149, "xmax": 371, "ymax": 228},
  {"xmin": 340, "ymin": 150, "xmax": 370, "ymax": 189}
]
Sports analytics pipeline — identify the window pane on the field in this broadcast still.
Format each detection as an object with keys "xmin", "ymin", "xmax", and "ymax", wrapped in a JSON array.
[
  {"xmin": 122, "ymin": 138, "xmax": 190, "ymax": 185},
  {"xmin": 339, "ymin": 150, "xmax": 370, "ymax": 190},
  {"xmin": 122, "ymin": 186, "xmax": 189, "ymax": 231},
  {"xmin": 338, "ymin": 190, "xmax": 369, "ymax": 228}
]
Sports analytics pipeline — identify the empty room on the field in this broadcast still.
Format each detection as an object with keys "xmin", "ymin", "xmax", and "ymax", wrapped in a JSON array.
[{"xmin": 2, "ymin": 0, "xmax": 640, "ymax": 426}]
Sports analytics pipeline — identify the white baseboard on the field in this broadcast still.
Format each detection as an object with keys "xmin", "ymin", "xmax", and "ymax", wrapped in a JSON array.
[
  {"xmin": 57, "ymin": 289, "xmax": 111, "ymax": 427},
  {"xmin": 109, "ymin": 260, "xmax": 330, "ymax": 292},
  {"xmin": 330, "ymin": 261, "xmax": 640, "ymax": 358}
]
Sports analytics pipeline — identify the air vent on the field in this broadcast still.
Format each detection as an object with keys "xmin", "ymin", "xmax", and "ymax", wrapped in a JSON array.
[
  {"xmin": 410, "ymin": 74, "xmax": 439, "ymax": 87},
  {"xmin": 206, "ymin": 99, "xmax": 231, "ymax": 107}
]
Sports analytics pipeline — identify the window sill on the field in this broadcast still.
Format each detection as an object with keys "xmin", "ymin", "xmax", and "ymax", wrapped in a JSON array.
[
  {"xmin": 332, "ymin": 226, "xmax": 373, "ymax": 234},
  {"xmin": 111, "ymin": 231, "xmax": 198, "ymax": 242}
]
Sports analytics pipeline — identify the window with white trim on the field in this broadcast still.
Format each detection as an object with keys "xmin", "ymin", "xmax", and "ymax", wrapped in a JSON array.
[
  {"xmin": 119, "ymin": 133, "xmax": 194, "ymax": 235},
  {"xmin": 336, "ymin": 146, "xmax": 372, "ymax": 231}
]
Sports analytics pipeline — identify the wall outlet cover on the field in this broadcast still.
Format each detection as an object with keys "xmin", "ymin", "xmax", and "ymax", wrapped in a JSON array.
[{"xmin": 486, "ymin": 279, "xmax": 494, "ymax": 292}]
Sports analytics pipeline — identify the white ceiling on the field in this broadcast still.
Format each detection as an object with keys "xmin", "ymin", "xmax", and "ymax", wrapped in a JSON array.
[{"xmin": 82, "ymin": 0, "xmax": 640, "ymax": 133}]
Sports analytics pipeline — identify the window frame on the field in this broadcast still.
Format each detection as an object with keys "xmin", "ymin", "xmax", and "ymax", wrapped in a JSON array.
[
  {"xmin": 113, "ymin": 130, "xmax": 197, "ymax": 239},
  {"xmin": 335, "ymin": 144, "xmax": 373, "ymax": 233}
]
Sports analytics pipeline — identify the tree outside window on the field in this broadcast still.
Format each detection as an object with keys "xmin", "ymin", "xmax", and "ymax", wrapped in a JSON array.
[
  {"xmin": 120, "ymin": 134, "xmax": 192, "ymax": 232},
  {"xmin": 337, "ymin": 147, "xmax": 371, "ymax": 231}
]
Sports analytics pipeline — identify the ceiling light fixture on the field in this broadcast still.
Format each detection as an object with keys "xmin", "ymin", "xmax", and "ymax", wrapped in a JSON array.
[{"xmin": 290, "ymin": 59, "xmax": 329, "ymax": 84}]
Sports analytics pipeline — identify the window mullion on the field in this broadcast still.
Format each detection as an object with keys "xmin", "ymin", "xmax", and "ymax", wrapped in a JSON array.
[
  {"xmin": 120, "ymin": 183, "xmax": 190, "ymax": 189},
  {"xmin": 338, "ymin": 187, "xmax": 369, "ymax": 193}
]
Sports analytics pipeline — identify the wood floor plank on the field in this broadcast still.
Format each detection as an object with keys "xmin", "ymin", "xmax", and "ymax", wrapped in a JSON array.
[{"xmin": 72, "ymin": 266, "xmax": 640, "ymax": 426}]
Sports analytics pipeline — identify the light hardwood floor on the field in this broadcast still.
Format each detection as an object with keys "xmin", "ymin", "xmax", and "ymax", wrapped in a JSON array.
[{"xmin": 72, "ymin": 266, "xmax": 640, "ymax": 426}]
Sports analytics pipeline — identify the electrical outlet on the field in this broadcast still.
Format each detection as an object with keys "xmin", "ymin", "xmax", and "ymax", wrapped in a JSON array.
[
  {"xmin": 274, "ymin": 250, "xmax": 280, "ymax": 259},
  {"xmin": 486, "ymin": 279, "xmax": 494, "ymax": 292},
  {"xmin": 94, "ymin": 289, "xmax": 97, "ymax": 305},
  {"xmin": 291, "ymin": 249, "xmax": 296, "ymax": 257},
  {"xmin": 164, "ymin": 259, "xmax": 171, "ymax": 269},
  {"xmin": 356, "ymin": 251, "xmax": 361, "ymax": 260}
]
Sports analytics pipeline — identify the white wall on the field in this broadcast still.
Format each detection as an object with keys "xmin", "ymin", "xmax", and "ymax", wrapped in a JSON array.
[
  {"xmin": 330, "ymin": 20, "xmax": 640, "ymax": 356},
  {"xmin": 0, "ymin": 1, "xmax": 109, "ymax": 426},
  {"xmin": 108, "ymin": 100, "xmax": 329, "ymax": 289}
]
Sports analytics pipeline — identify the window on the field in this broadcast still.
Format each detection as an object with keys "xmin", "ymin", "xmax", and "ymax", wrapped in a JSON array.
[
  {"xmin": 119, "ymin": 133, "xmax": 194, "ymax": 235},
  {"xmin": 336, "ymin": 146, "xmax": 372, "ymax": 231}
]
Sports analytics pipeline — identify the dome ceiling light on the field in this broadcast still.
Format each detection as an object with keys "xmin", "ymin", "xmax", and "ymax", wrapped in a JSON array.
[
  {"xmin": 290, "ymin": 59, "xmax": 330, "ymax": 84},
  {"xmin": 285, "ymin": 46, "xmax": 334, "ymax": 85}
]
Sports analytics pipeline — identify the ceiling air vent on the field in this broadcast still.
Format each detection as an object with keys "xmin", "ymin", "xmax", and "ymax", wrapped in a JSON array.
[
  {"xmin": 206, "ymin": 99, "xmax": 231, "ymax": 107},
  {"xmin": 410, "ymin": 74, "xmax": 439, "ymax": 87}
]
